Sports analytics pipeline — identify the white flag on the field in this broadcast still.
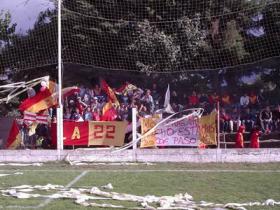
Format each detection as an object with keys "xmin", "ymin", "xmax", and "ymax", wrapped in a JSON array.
[
  {"xmin": 164, "ymin": 84, "xmax": 170, "ymax": 108},
  {"xmin": 163, "ymin": 84, "xmax": 175, "ymax": 114}
]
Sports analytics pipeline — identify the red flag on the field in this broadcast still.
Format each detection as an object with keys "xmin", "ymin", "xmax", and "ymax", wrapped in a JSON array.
[
  {"xmin": 101, "ymin": 107, "xmax": 118, "ymax": 121},
  {"xmin": 115, "ymin": 82, "xmax": 137, "ymax": 96},
  {"xmin": 102, "ymin": 101, "xmax": 112, "ymax": 115},
  {"xmin": 19, "ymin": 88, "xmax": 55, "ymax": 113},
  {"xmin": 6, "ymin": 120, "xmax": 22, "ymax": 149},
  {"xmin": 115, "ymin": 82, "xmax": 129, "ymax": 95},
  {"xmin": 100, "ymin": 80, "xmax": 119, "ymax": 106},
  {"xmin": 62, "ymin": 87, "xmax": 80, "ymax": 99}
]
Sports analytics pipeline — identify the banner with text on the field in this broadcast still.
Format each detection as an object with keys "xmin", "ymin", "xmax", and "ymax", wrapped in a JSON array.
[
  {"xmin": 51, "ymin": 121, "xmax": 127, "ymax": 146},
  {"xmin": 88, "ymin": 121, "xmax": 127, "ymax": 146},
  {"xmin": 140, "ymin": 117, "xmax": 199, "ymax": 147},
  {"xmin": 140, "ymin": 117, "xmax": 158, "ymax": 148}
]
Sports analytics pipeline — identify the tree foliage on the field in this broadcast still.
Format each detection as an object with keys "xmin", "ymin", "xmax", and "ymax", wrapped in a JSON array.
[
  {"xmin": 0, "ymin": 8, "xmax": 57, "ymax": 72},
  {"xmin": 0, "ymin": 11, "xmax": 17, "ymax": 73},
  {"xmin": 0, "ymin": 0, "xmax": 279, "ymax": 73}
]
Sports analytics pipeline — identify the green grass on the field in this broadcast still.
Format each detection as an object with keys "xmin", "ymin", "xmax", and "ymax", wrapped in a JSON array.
[{"xmin": 0, "ymin": 163, "xmax": 279, "ymax": 210}]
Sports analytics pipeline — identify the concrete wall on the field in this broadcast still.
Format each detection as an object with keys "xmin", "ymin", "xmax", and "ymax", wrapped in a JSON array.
[{"xmin": 1, "ymin": 149, "xmax": 280, "ymax": 163}]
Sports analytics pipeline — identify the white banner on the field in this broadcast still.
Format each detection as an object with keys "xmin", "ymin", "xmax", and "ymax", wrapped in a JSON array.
[{"xmin": 155, "ymin": 117, "xmax": 199, "ymax": 147}]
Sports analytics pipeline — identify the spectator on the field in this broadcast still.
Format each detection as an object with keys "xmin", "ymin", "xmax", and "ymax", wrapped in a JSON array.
[
  {"xmin": 171, "ymin": 102, "xmax": 179, "ymax": 112},
  {"xmin": 188, "ymin": 91, "xmax": 199, "ymax": 107},
  {"xmin": 240, "ymin": 93, "xmax": 250, "ymax": 108},
  {"xmin": 93, "ymin": 84, "xmax": 102, "ymax": 96},
  {"xmin": 249, "ymin": 91, "xmax": 259, "ymax": 109},
  {"xmin": 179, "ymin": 93, "xmax": 188, "ymax": 107},
  {"xmin": 133, "ymin": 88, "xmax": 144, "ymax": 100},
  {"xmin": 151, "ymin": 83, "xmax": 161, "ymax": 110},
  {"xmin": 258, "ymin": 89, "xmax": 266, "ymax": 106},
  {"xmin": 141, "ymin": 89, "xmax": 155, "ymax": 113},
  {"xmin": 220, "ymin": 108, "xmax": 231, "ymax": 132},
  {"xmin": 70, "ymin": 108, "xmax": 83, "ymax": 122},
  {"xmin": 235, "ymin": 125, "xmax": 245, "ymax": 148},
  {"xmin": 221, "ymin": 92, "xmax": 231, "ymax": 108},
  {"xmin": 79, "ymin": 84, "xmax": 86, "ymax": 98},
  {"xmin": 63, "ymin": 107, "xmax": 71, "ymax": 120},
  {"xmin": 119, "ymin": 104, "xmax": 129, "ymax": 121},
  {"xmin": 240, "ymin": 108, "xmax": 256, "ymax": 132},
  {"xmin": 83, "ymin": 93, "xmax": 91, "ymax": 106},
  {"xmin": 170, "ymin": 90, "xmax": 179, "ymax": 105},
  {"xmin": 250, "ymin": 126, "xmax": 261, "ymax": 148},
  {"xmin": 138, "ymin": 104, "xmax": 150, "ymax": 118},
  {"xmin": 231, "ymin": 93, "xmax": 239, "ymax": 108},
  {"xmin": 121, "ymin": 92, "xmax": 129, "ymax": 105},
  {"xmin": 229, "ymin": 108, "xmax": 241, "ymax": 132},
  {"xmin": 199, "ymin": 92, "xmax": 209, "ymax": 107},
  {"xmin": 272, "ymin": 104, "xmax": 280, "ymax": 131},
  {"xmin": 208, "ymin": 92, "xmax": 219, "ymax": 106},
  {"xmin": 84, "ymin": 107, "xmax": 93, "ymax": 121},
  {"xmin": 92, "ymin": 108, "xmax": 101, "ymax": 121},
  {"xmin": 76, "ymin": 97, "xmax": 88, "ymax": 115},
  {"xmin": 259, "ymin": 106, "xmax": 273, "ymax": 133}
]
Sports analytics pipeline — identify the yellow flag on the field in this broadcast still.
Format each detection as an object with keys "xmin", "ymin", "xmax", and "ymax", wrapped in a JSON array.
[{"xmin": 199, "ymin": 111, "xmax": 217, "ymax": 145}]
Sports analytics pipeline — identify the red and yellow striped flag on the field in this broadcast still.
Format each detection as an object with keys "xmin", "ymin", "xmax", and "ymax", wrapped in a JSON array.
[
  {"xmin": 19, "ymin": 88, "xmax": 55, "ymax": 113},
  {"xmin": 100, "ymin": 79, "xmax": 119, "ymax": 106},
  {"xmin": 6, "ymin": 120, "xmax": 22, "ymax": 149}
]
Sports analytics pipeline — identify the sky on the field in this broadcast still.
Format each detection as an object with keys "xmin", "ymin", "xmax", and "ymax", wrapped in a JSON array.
[{"xmin": 0, "ymin": 0, "xmax": 55, "ymax": 34}]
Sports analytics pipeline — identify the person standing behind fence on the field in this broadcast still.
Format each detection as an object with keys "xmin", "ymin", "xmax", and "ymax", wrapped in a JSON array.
[
  {"xmin": 220, "ymin": 108, "xmax": 231, "ymax": 132},
  {"xmin": 240, "ymin": 93, "xmax": 249, "ymax": 109},
  {"xmin": 250, "ymin": 126, "xmax": 261, "ymax": 148},
  {"xmin": 272, "ymin": 104, "xmax": 280, "ymax": 132},
  {"xmin": 248, "ymin": 91, "xmax": 259, "ymax": 110},
  {"xmin": 188, "ymin": 91, "xmax": 199, "ymax": 108},
  {"xmin": 229, "ymin": 108, "xmax": 241, "ymax": 132},
  {"xmin": 141, "ymin": 89, "xmax": 155, "ymax": 113},
  {"xmin": 259, "ymin": 106, "xmax": 273, "ymax": 133},
  {"xmin": 235, "ymin": 125, "xmax": 245, "ymax": 148}
]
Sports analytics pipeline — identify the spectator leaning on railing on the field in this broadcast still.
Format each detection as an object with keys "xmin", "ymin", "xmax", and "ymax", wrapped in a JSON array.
[
  {"xmin": 229, "ymin": 107, "xmax": 241, "ymax": 132},
  {"xmin": 259, "ymin": 106, "xmax": 273, "ymax": 133},
  {"xmin": 241, "ymin": 107, "xmax": 256, "ymax": 132},
  {"xmin": 272, "ymin": 104, "xmax": 280, "ymax": 132},
  {"xmin": 220, "ymin": 108, "xmax": 231, "ymax": 132}
]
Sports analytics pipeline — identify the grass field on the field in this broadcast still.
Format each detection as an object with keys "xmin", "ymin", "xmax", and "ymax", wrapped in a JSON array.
[{"xmin": 0, "ymin": 162, "xmax": 280, "ymax": 210}]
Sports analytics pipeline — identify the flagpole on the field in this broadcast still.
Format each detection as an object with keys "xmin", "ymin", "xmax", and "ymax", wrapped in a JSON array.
[
  {"xmin": 57, "ymin": 0, "xmax": 63, "ymax": 160},
  {"xmin": 132, "ymin": 108, "xmax": 137, "ymax": 161}
]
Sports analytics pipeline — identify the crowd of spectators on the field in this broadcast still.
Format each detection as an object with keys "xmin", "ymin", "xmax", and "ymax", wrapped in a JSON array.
[{"xmin": 62, "ymin": 81, "xmax": 280, "ymax": 134}]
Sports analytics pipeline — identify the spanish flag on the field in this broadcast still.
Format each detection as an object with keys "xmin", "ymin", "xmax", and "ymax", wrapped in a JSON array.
[
  {"xmin": 115, "ymin": 82, "xmax": 138, "ymax": 96},
  {"xmin": 6, "ymin": 120, "xmax": 22, "ymax": 149},
  {"xmin": 102, "ymin": 101, "xmax": 113, "ymax": 115},
  {"xmin": 19, "ymin": 88, "xmax": 55, "ymax": 113},
  {"xmin": 101, "ymin": 101, "xmax": 118, "ymax": 121},
  {"xmin": 100, "ymin": 79, "xmax": 120, "ymax": 106}
]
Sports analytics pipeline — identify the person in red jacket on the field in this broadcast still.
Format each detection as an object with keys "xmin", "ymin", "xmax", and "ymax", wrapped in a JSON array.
[
  {"xmin": 235, "ymin": 125, "xmax": 245, "ymax": 148},
  {"xmin": 250, "ymin": 126, "xmax": 261, "ymax": 148}
]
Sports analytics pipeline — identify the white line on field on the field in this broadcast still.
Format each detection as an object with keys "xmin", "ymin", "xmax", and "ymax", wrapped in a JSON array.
[
  {"xmin": 0, "ymin": 169, "xmax": 280, "ymax": 173},
  {"xmin": 2, "ymin": 171, "xmax": 88, "ymax": 209},
  {"xmin": 36, "ymin": 170, "xmax": 88, "ymax": 208}
]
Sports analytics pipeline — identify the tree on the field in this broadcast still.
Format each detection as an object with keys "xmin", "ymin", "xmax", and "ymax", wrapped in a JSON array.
[
  {"xmin": 0, "ymin": 11, "xmax": 17, "ymax": 73},
  {"xmin": 1, "ymin": 8, "xmax": 57, "ymax": 72},
  {"xmin": 127, "ymin": 20, "xmax": 181, "ymax": 73},
  {"xmin": 1, "ymin": 0, "xmax": 280, "ymax": 74}
]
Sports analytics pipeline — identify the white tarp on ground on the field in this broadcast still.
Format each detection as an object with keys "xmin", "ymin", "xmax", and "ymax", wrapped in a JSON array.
[{"xmin": 1, "ymin": 184, "xmax": 280, "ymax": 210}]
